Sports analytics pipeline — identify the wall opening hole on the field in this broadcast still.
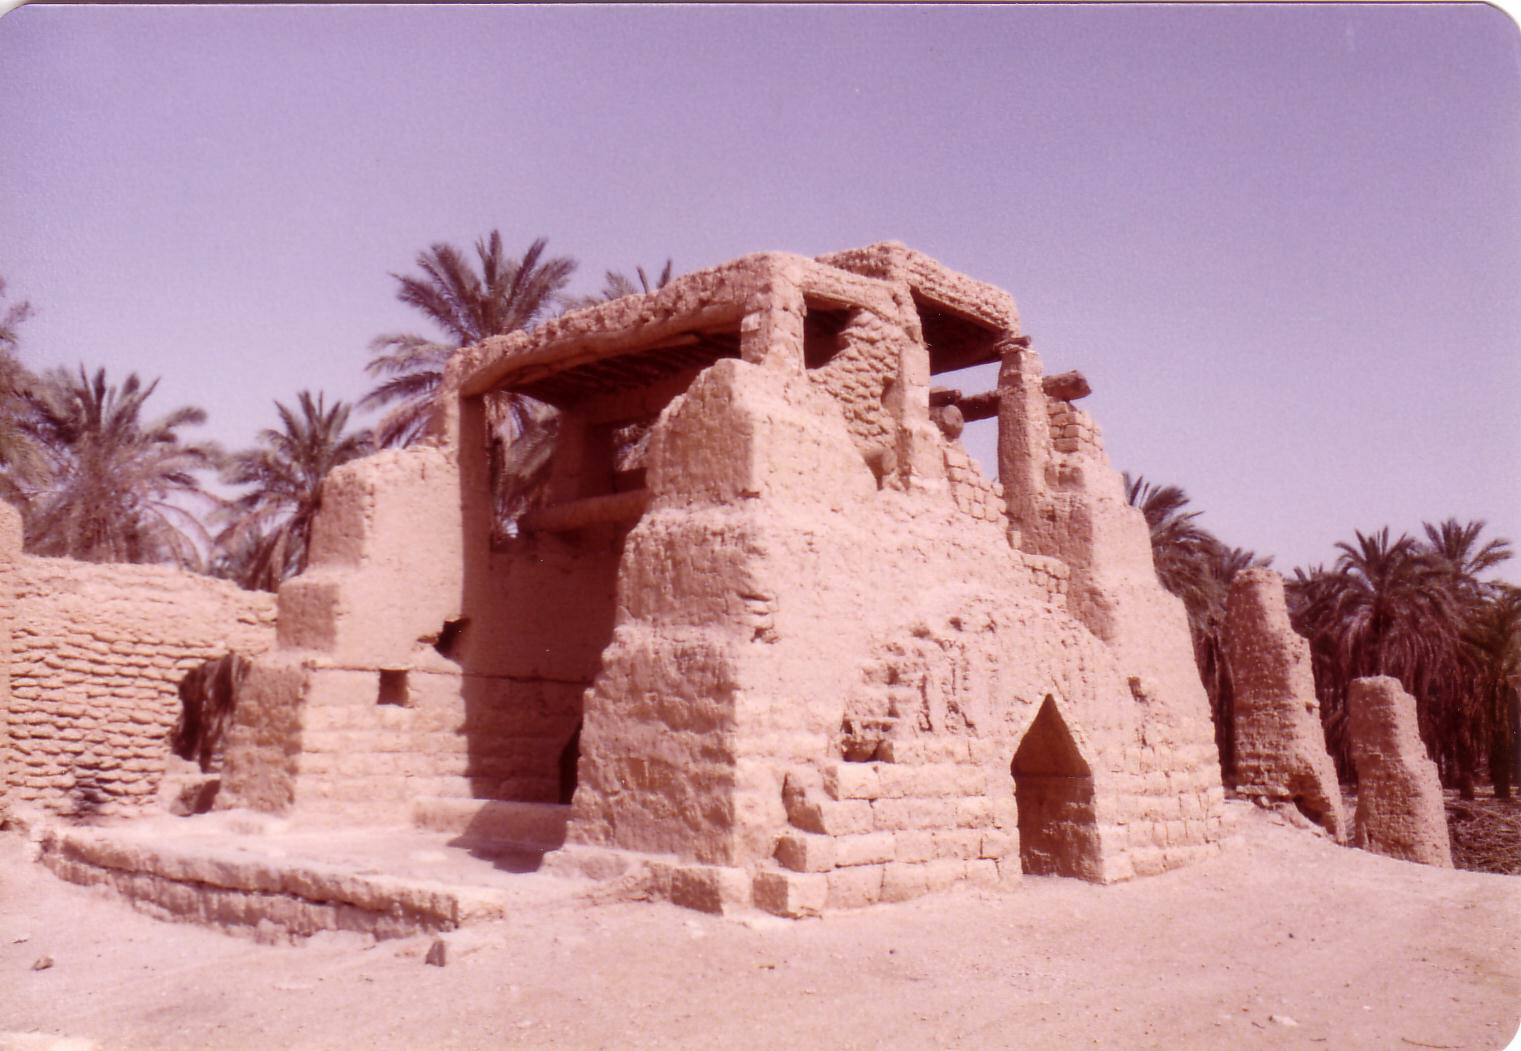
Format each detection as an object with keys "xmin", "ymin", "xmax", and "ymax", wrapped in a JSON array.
[
  {"xmin": 484, "ymin": 393, "xmax": 559, "ymax": 546},
  {"xmin": 930, "ymin": 363, "xmax": 1000, "ymax": 477},
  {"xmin": 378, "ymin": 669, "xmax": 410, "ymax": 707},
  {"xmin": 1011, "ymin": 695, "xmax": 1103, "ymax": 880},
  {"xmin": 915, "ymin": 293, "xmax": 1003, "ymax": 375},
  {"xmin": 803, "ymin": 302, "xmax": 851, "ymax": 370},
  {"xmin": 839, "ymin": 716, "xmax": 890, "ymax": 762},
  {"xmin": 433, "ymin": 618, "xmax": 468, "ymax": 659}
]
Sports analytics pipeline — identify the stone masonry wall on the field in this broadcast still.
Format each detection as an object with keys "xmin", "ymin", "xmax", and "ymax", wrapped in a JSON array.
[
  {"xmin": 1046, "ymin": 400, "xmax": 1103, "ymax": 460},
  {"xmin": 943, "ymin": 442, "xmax": 1007, "ymax": 526},
  {"xmin": 1348, "ymin": 676, "xmax": 1452, "ymax": 867},
  {"xmin": 1223, "ymin": 568, "xmax": 1347, "ymax": 840},
  {"xmin": 5, "ymin": 555, "xmax": 276, "ymax": 816},
  {"xmin": 805, "ymin": 307, "xmax": 899, "ymax": 458}
]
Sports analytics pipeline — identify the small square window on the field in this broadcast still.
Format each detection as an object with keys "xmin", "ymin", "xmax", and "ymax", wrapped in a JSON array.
[{"xmin": 377, "ymin": 669, "xmax": 410, "ymax": 707}]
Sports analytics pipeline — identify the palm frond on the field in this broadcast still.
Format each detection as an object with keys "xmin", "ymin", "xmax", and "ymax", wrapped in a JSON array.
[{"xmin": 212, "ymin": 390, "xmax": 373, "ymax": 589}]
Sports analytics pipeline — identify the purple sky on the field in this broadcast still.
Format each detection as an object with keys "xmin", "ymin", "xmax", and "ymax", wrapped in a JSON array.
[{"xmin": 2, "ymin": 4, "xmax": 1518, "ymax": 576}]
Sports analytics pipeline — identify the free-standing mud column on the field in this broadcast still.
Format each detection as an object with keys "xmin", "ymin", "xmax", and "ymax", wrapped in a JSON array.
[
  {"xmin": 995, "ymin": 338, "xmax": 1052, "ymax": 544},
  {"xmin": 883, "ymin": 293, "xmax": 945, "ymax": 492},
  {"xmin": 1223, "ymin": 569, "xmax": 1347, "ymax": 840},
  {"xmin": 1348, "ymin": 676, "xmax": 1453, "ymax": 867}
]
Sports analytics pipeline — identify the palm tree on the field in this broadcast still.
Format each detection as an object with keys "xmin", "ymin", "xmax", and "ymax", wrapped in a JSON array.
[
  {"xmin": 566, "ymin": 259, "xmax": 676, "ymax": 309},
  {"xmin": 1420, "ymin": 519, "xmax": 1515, "ymax": 796},
  {"xmin": 214, "ymin": 391, "xmax": 372, "ymax": 590},
  {"xmin": 23, "ymin": 366, "xmax": 219, "ymax": 567},
  {"xmin": 1123, "ymin": 473, "xmax": 1222, "ymax": 617},
  {"xmin": 1288, "ymin": 528, "xmax": 1465, "ymax": 781},
  {"xmin": 0, "ymin": 277, "xmax": 45, "ymax": 505},
  {"xmin": 1463, "ymin": 585, "xmax": 1521, "ymax": 798},
  {"xmin": 363, "ymin": 231, "xmax": 576, "ymax": 447},
  {"xmin": 1123, "ymin": 473, "xmax": 1268, "ymax": 781},
  {"xmin": 0, "ymin": 276, "xmax": 32, "ymax": 355},
  {"xmin": 1327, "ymin": 528, "xmax": 1461, "ymax": 682},
  {"xmin": 1424, "ymin": 518, "xmax": 1512, "ymax": 577}
]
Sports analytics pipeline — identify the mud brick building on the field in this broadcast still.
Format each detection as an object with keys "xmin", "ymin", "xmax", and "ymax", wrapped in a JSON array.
[{"xmin": 4, "ymin": 244, "xmax": 1241, "ymax": 916}]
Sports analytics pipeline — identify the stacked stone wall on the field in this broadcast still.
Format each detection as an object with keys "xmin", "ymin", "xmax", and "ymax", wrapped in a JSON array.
[
  {"xmin": 0, "ymin": 503, "xmax": 20, "ymax": 822},
  {"xmin": 1046, "ymin": 400, "xmax": 1104, "ymax": 459},
  {"xmin": 282, "ymin": 665, "xmax": 583, "ymax": 820},
  {"xmin": 763, "ymin": 747, "xmax": 1015, "ymax": 914},
  {"xmin": 999, "ymin": 345, "xmax": 1226, "ymax": 860},
  {"xmin": 5, "ymin": 556, "xmax": 276, "ymax": 816},
  {"xmin": 570, "ymin": 338, "xmax": 1227, "ymax": 912},
  {"xmin": 806, "ymin": 307, "xmax": 898, "ymax": 456},
  {"xmin": 219, "ymin": 444, "xmax": 609, "ymax": 823},
  {"xmin": 942, "ymin": 443, "xmax": 1007, "ymax": 526},
  {"xmin": 835, "ymin": 597, "xmax": 1223, "ymax": 886}
]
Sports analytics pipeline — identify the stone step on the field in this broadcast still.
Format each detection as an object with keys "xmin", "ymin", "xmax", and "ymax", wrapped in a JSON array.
[
  {"xmin": 411, "ymin": 797, "xmax": 570, "ymax": 852},
  {"xmin": 35, "ymin": 822, "xmax": 524, "ymax": 942}
]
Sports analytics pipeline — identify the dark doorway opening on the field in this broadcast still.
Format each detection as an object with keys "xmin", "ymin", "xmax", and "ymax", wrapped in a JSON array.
[{"xmin": 1011, "ymin": 696, "xmax": 1103, "ymax": 880}]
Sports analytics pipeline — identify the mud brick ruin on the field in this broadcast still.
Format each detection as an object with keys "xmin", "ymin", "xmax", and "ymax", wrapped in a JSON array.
[
  {"xmin": 1347, "ymin": 676, "xmax": 1453, "ymax": 868},
  {"xmin": 0, "ymin": 243, "xmax": 1456, "ymax": 929},
  {"xmin": 0, "ymin": 503, "xmax": 275, "ymax": 820},
  {"xmin": 1222, "ymin": 569, "xmax": 1347, "ymax": 841}
]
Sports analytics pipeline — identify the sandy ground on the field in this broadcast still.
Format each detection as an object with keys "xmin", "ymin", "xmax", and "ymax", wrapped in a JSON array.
[{"xmin": 2, "ymin": 804, "xmax": 1519, "ymax": 1051}]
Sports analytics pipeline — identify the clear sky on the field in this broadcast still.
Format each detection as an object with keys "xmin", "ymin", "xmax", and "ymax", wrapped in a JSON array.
[{"xmin": 1, "ymin": 3, "xmax": 1518, "ymax": 575}]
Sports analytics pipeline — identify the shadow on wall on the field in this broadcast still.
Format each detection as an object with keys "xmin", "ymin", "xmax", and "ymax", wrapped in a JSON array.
[
  {"xmin": 1012, "ymin": 696, "xmax": 1103, "ymax": 880},
  {"xmin": 450, "ymin": 535, "xmax": 619, "ymax": 808},
  {"xmin": 173, "ymin": 653, "xmax": 254, "ymax": 774},
  {"xmin": 66, "ymin": 774, "xmax": 110, "ymax": 820},
  {"xmin": 453, "ymin": 391, "xmax": 623, "ymax": 810}
]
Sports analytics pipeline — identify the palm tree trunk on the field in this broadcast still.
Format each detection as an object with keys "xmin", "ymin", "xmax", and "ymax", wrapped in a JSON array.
[{"xmin": 1495, "ymin": 683, "xmax": 1519, "ymax": 800}]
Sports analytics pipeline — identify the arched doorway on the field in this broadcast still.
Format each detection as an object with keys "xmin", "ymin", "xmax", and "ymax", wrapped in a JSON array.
[{"xmin": 1011, "ymin": 696, "xmax": 1103, "ymax": 880}]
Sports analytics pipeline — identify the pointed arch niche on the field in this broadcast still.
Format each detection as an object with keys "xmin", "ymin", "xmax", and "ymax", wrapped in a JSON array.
[{"xmin": 1011, "ymin": 696, "xmax": 1103, "ymax": 880}]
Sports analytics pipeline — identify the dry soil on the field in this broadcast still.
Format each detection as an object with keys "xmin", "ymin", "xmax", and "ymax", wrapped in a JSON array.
[{"xmin": 2, "ymin": 803, "xmax": 1519, "ymax": 1051}]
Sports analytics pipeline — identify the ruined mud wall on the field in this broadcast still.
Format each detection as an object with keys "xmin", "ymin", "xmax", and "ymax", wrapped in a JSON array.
[
  {"xmin": 1348, "ymin": 676, "xmax": 1452, "ymax": 867},
  {"xmin": 1223, "ymin": 569, "xmax": 1346, "ymax": 840},
  {"xmin": 568, "ymin": 355, "xmax": 1226, "ymax": 913},
  {"xmin": 942, "ymin": 442, "xmax": 1008, "ymax": 525},
  {"xmin": 995, "ymin": 343, "xmax": 1225, "ymax": 851},
  {"xmin": 0, "ymin": 503, "xmax": 20, "ymax": 822},
  {"xmin": 1045, "ymin": 399, "xmax": 1104, "ymax": 460},
  {"xmin": 805, "ymin": 308, "xmax": 900, "ymax": 457},
  {"xmin": 220, "ymin": 443, "xmax": 600, "ymax": 822},
  {"xmin": 4, "ymin": 555, "xmax": 276, "ymax": 816}
]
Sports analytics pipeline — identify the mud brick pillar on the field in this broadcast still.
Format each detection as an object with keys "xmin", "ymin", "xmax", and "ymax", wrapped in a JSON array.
[{"xmin": 1348, "ymin": 676, "xmax": 1452, "ymax": 867}]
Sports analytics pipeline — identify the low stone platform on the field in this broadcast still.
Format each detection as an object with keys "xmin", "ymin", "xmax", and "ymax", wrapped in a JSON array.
[{"xmin": 29, "ymin": 808, "xmax": 589, "ymax": 943}]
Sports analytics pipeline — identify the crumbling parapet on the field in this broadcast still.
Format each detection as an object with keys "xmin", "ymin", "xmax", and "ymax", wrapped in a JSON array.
[
  {"xmin": 1348, "ymin": 676, "xmax": 1453, "ymax": 867},
  {"xmin": 1222, "ymin": 569, "xmax": 1346, "ymax": 840}
]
